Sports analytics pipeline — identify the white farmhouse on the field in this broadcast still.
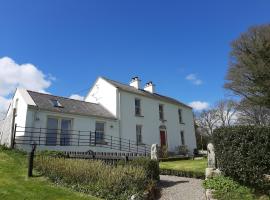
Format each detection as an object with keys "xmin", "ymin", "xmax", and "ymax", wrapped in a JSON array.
[{"xmin": 0, "ymin": 77, "xmax": 197, "ymax": 155}]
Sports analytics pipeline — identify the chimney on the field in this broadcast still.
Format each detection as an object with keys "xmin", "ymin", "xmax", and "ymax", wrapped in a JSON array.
[
  {"xmin": 129, "ymin": 76, "xmax": 141, "ymax": 89},
  {"xmin": 144, "ymin": 81, "xmax": 155, "ymax": 93}
]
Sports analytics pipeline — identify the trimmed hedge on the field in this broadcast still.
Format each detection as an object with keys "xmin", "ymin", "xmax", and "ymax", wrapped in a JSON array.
[
  {"xmin": 118, "ymin": 157, "xmax": 160, "ymax": 181},
  {"xmin": 160, "ymin": 169, "xmax": 205, "ymax": 179},
  {"xmin": 213, "ymin": 126, "xmax": 270, "ymax": 194}
]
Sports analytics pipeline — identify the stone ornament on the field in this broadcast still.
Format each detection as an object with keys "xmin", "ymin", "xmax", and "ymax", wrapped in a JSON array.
[
  {"xmin": 207, "ymin": 143, "xmax": 216, "ymax": 168},
  {"xmin": 151, "ymin": 144, "xmax": 158, "ymax": 160}
]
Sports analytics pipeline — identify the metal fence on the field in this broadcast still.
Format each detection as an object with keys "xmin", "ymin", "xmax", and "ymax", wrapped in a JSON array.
[{"xmin": 14, "ymin": 125, "xmax": 151, "ymax": 155}]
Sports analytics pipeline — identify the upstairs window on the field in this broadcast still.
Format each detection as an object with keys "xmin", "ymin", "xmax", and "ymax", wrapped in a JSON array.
[
  {"xmin": 136, "ymin": 125, "xmax": 142, "ymax": 144},
  {"xmin": 159, "ymin": 104, "xmax": 164, "ymax": 120},
  {"xmin": 50, "ymin": 99, "xmax": 63, "ymax": 108},
  {"xmin": 135, "ymin": 98, "xmax": 141, "ymax": 116},
  {"xmin": 178, "ymin": 109, "xmax": 183, "ymax": 123}
]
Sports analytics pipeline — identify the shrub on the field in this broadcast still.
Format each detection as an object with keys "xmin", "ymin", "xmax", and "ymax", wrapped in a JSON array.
[
  {"xmin": 203, "ymin": 175, "xmax": 255, "ymax": 200},
  {"xmin": 160, "ymin": 168, "xmax": 205, "ymax": 179},
  {"xmin": 34, "ymin": 155, "xmax": 150, "ymax": 200},
  {"xmin": 178, "ymin": 145, "xmax": 189, "ymax": 155},
  {"xmin": 213, "ymin": 126, "xmax": 270, "ymax": 194},
  {"xmin": 129, "ymin": 157, "xmax": 160, "ymax": 181}
]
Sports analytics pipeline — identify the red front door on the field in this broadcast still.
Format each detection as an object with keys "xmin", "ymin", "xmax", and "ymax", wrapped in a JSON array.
[{"xmin": 160, "ymin": 131, "xmax": 166, "ymax": 147}]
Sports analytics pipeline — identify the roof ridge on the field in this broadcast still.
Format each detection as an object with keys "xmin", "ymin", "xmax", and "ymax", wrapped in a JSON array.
[{"xmin": 101, "ymin": 77, "xmax": 192, "ymax": 109}]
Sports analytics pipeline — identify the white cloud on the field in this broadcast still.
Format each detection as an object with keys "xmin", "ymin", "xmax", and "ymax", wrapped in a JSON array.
[
  {"xmin": 0, "ymin": 56, "xmax": 53, "ymax": 115},
  {"xmin": 69, "ymin": 94, "xmax": 84, "ymax": 101},
  {"xmin": 189, "ymin": 101, "xmax": 209, "ymax": 111},
  {"xmin": 185, "ymin": 73, "xmax": 203, "ymax": 85}
]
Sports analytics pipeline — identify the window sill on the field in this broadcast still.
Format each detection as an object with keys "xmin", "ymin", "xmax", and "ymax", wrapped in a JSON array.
[
  {"xmin": 136, "ymin": 142, "xmax": 145, "ymax": 146},
  {"xmin": 135, "ymin": 115, "xmax": 144, "ymax": 117},
  {"xmin": 95, "ymin": 141, "xmax": 108, "ymax": 145},
  {"xmin": 160, "ymin": 119, "xmax": 167, "ymax": 122},
  {"xmin": 180, "ymin": 122, "xmax": 185, "ymax": 125}
]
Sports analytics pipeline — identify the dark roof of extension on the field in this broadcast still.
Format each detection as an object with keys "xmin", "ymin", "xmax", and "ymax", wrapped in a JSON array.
[
  {"xmin": 27, "ymin": 90, "xmax": 116, "ymax": 119},
  {"xmin": 102, "ymin": 77, "xmax": 192, "ymax": 109}
]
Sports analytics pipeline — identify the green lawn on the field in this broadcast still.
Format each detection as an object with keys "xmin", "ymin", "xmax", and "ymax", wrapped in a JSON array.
[
  {"xmin": 0, "ymin": 149, "xmax": 100, "ymax": 200},
  {"xmin": 159, "ymin": 158, "xmax": 207, "ymax": 173}
]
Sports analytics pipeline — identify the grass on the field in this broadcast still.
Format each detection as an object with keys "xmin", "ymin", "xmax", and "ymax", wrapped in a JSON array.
[
  {"xmin": 203, "ymin": 175, "xmax": 269, "ymax": 200},
  {"xmin": 0, "ymin": 148, "xmax": 100, "ymax": 200},
  {"xmin": 159, "ymin": 158, "xmax": 207, "ymax": 174}
]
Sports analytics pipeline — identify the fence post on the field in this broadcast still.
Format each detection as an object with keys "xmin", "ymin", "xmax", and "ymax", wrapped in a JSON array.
[
  {"xmin": 129, "ymin": 140, "xmax": 130, "ymax": 152},
  {"xmin": 111, "ymin": 136, "xmax": 112, "ymax": 149},
  {"xmin": 39, "ymin": 128, "xmax": 41, "ymax": 145},
  {"xmin": 119, "ymin": 138, "xmax": 121, "ymax": 151},
  {"xmin": 28, "ymin": 142, "xmax": 37, "ymax": 177},
  {"xmin": 94, "ymin": 131, "xmax": 96, "ymax": 146},
  {"xmin": 10, "ymin": 123, "xmax": 17, "ymax": 149},
  {"xmin": 89, "ymin": 131, "xmax": 92, "ymax": 146},
  {"xmin": 78, "ymin": 131, "xmax": 80, "ymax": 146}
]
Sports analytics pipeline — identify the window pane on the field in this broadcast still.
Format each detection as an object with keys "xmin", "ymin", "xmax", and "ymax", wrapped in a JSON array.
[
  {"xmin": 135, "ymin": 99, "xmax": 141, "ymax": 115},
  {"xmin": 181, "ymin": 131, "xmax": 185, "ymax": 145},
  {"xmin": 159, "ymin": 104, "xmax": 164, "ymax": 120},
  {"xmin": 95, "ymin": 122, "xmax": 105, "ymax": 142},
  {"xmin": 46, "ymin": 118, "xmax": 58, "ymax": 145},
  {"xmin": 60, "ymin": 119, "xmax": 71, "ymax": 146},
  {"xmin": 178, "ymin": 109, "xmax": 183, "ymax": 123},
  {"xmin": 136, "ymin": 125, "xmax": 142, "ymax": 143}
]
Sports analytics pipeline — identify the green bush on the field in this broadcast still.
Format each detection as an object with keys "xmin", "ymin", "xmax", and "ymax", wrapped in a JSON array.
[
  {"xmin": 160, "ymin": 168, "xmax": 205, "ymax": 179},
  {"xmin": 34, "ymin": 155, "xmax": 151, "ymax": 200},
  {"xmin": 213, "ymin": 126, "xmax": 270, "ymax": 194},
  {"xmin": 203, "ymin": 176, "xmax": 255, "ymax": 200},
  {"xmin": 129, "ymin": 157, "xmax": 160, "ymax": 181}
]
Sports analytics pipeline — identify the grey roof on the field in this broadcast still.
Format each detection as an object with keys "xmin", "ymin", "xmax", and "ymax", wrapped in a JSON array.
[
  {"xmin": 102, "ymin": 77, "xmax": 192, "ymax": 109},
  {"xmin": 27, "ymin": 91, "xmax": 116, "ymax": 119}
]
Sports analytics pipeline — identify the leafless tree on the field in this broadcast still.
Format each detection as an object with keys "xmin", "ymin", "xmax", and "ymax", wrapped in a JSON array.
[
  {"xmin": 216, "ymin": 99, "xmax": 237, "ymax": 126},
  {"xmin": 196, "ymin": 109, "xmax": 219, "ymax": 136},
  {"xmin": 236, "ymin": 99, "xmax": 270, "ymax": 126}
]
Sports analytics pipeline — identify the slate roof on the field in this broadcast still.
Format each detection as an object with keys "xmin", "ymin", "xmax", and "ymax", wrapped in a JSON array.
[
  {"xmin": 27, "ymin": 90, "xmax": 116, "ymax": 119},
  {"xmin": 102, "ymin": 77, "xmax": 192, "ymax": 109}
]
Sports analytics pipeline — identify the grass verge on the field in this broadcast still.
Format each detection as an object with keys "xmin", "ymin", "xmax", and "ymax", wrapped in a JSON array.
[
  {"xmin": 0, "ymin": 148, "xmax": 100, "ymax": 200},
  {"xmin": 159, "ymin": 158, "xmax": 206, "ymax": 179}
]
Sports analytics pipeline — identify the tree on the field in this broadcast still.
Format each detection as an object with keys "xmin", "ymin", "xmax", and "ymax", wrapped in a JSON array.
[
  {"xmin": 236, "ymin": 99, "xmax": 270, "ymax": 126},
  {"xmin": 215, "ymin": 99, "xmax": 237, "ymax": 126},
  {"xmin": 224, "ymin": 24, "xmax": 270, "ymax": 108},
  {"xmin": 196, "ymin": 109, "xmax": 219, "ymax": 136}
]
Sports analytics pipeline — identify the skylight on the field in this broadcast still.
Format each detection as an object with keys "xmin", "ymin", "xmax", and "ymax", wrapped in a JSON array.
[{"xmin": 50, "ymin": 99, "xmax": 63, "ymax": 108}]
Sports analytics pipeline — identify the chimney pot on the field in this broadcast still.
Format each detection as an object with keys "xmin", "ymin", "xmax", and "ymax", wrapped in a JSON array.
[
  {"xmin": 144, "ymin": 81, "xmax": 155, "ymax": 93},
  {"xmin": 129, "ymin": 76, "xmax": 140, "ymax": 89}
]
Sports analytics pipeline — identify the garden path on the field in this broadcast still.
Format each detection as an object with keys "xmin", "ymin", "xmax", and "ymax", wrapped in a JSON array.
[{"xmin": 158, "ymin": 175, "xmax": 206, "ymax": 200}]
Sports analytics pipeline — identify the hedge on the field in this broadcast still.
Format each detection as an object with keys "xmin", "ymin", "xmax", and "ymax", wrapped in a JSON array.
[
  {"xmin": 160, "ymin": 169, "xmax": 205, "ymax": 179},
  {"xmin": 212, "ymin": 126, "xmax": 270, "ymax": 194}
]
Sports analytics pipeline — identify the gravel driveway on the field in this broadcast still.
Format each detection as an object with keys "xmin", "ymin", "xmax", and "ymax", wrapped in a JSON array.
[{"xmin": 158, "ymin": 175, "xmax": 206, "ymax": 200}]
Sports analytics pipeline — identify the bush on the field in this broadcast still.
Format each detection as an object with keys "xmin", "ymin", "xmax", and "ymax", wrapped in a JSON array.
[
  {"xmin": 178, "ymin": 145, "xmax": 189, "ymax": 155},
  {"xmin": 160, "ymin": 168, "xmax": 205, "ymax": 179},
  {"xmin": 213, "ymin": 126, "xmax": 270, "ymax": 194},
  {"xmin": 203, "ymin": 176, "xmax": 255, "ymax": 200},
  {"xmin": 35, "ymin": 155, "xmax": 151, "ymax": 200},
  {"xmin": 129, "ymin": 157, "xmax": 160, "ymax": 181}
]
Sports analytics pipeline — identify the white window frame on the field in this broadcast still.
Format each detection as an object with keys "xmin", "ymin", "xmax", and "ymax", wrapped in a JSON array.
[
  {"xmin": 95, "ymin": 121, "xmax": 106, "ymax": 143},
  {"xmin": 135, "ymin": 98, "xmax": 141, "ymax": 116},
  {"xmin": 46, "ymin": 116, "xmax": 73, "ymax": 146},
  {"xmin": 159, "ymin": 104, "xmax": 164, "ymax": 120}
]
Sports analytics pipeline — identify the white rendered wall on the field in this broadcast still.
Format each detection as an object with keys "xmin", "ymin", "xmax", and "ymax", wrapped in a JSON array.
[
  {"xmin": 22, "ymin": 109, "xmax": 119, "ymax": 152},
  {"xmin": 85, "ymin": 77, "xmax": 118, "ymax": 117},
  {"xmin": 119, "ymin": 91, "xmax": 197, "ymax": 154}
]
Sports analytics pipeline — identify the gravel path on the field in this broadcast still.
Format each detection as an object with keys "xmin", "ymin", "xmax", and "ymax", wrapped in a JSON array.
[{"xmin": 158, "ymin": 175, "xmax": 206, "ymax": 200}]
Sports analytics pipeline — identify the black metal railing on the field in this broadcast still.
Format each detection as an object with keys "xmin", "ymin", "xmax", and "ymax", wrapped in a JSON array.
[{"xmin": 14, "ymin": 126, "xmax": 151, "ymax": 155}]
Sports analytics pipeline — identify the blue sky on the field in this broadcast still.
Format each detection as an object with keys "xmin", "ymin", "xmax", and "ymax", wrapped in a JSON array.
[{"xmin": 0, "ymin": 0, "xmax": 269, "ymax": 113}]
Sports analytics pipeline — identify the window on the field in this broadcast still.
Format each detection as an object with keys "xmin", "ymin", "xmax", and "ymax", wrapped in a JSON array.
[
  {"xmin": 159, "ymin": 104, "xmax": 164, "ymax": 120},
  {"xmin": 46, "ymin": 118, "xmax": 58, "ymax": 145},
  {"xmin": 135, "ymin": 98, "xmax": 141, "ymax": 116},
  {"xmin": 95, "ymin": 122, "xmax": 105, "ymax": 142},
  {"xmin": 46, "ymin": 117, "xmax": 72, "ymax": 146},
  {"xmin": 50, "ymin": 99, "xmax": 63, "ymax": 107},
  {"xmin": 178, "ymin": 109, "xmax": 183, "ymax": 123},
  {"xmin": 180, "ymin": 131, "xmax": 185, "ymax": 145},
  {"xmin": 136, "ymin": 125, "xmax": 142, "ymax": 144},
  {"xmin": 60, "ymin": 119, "xmax": 72, "ymax": 146}
]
